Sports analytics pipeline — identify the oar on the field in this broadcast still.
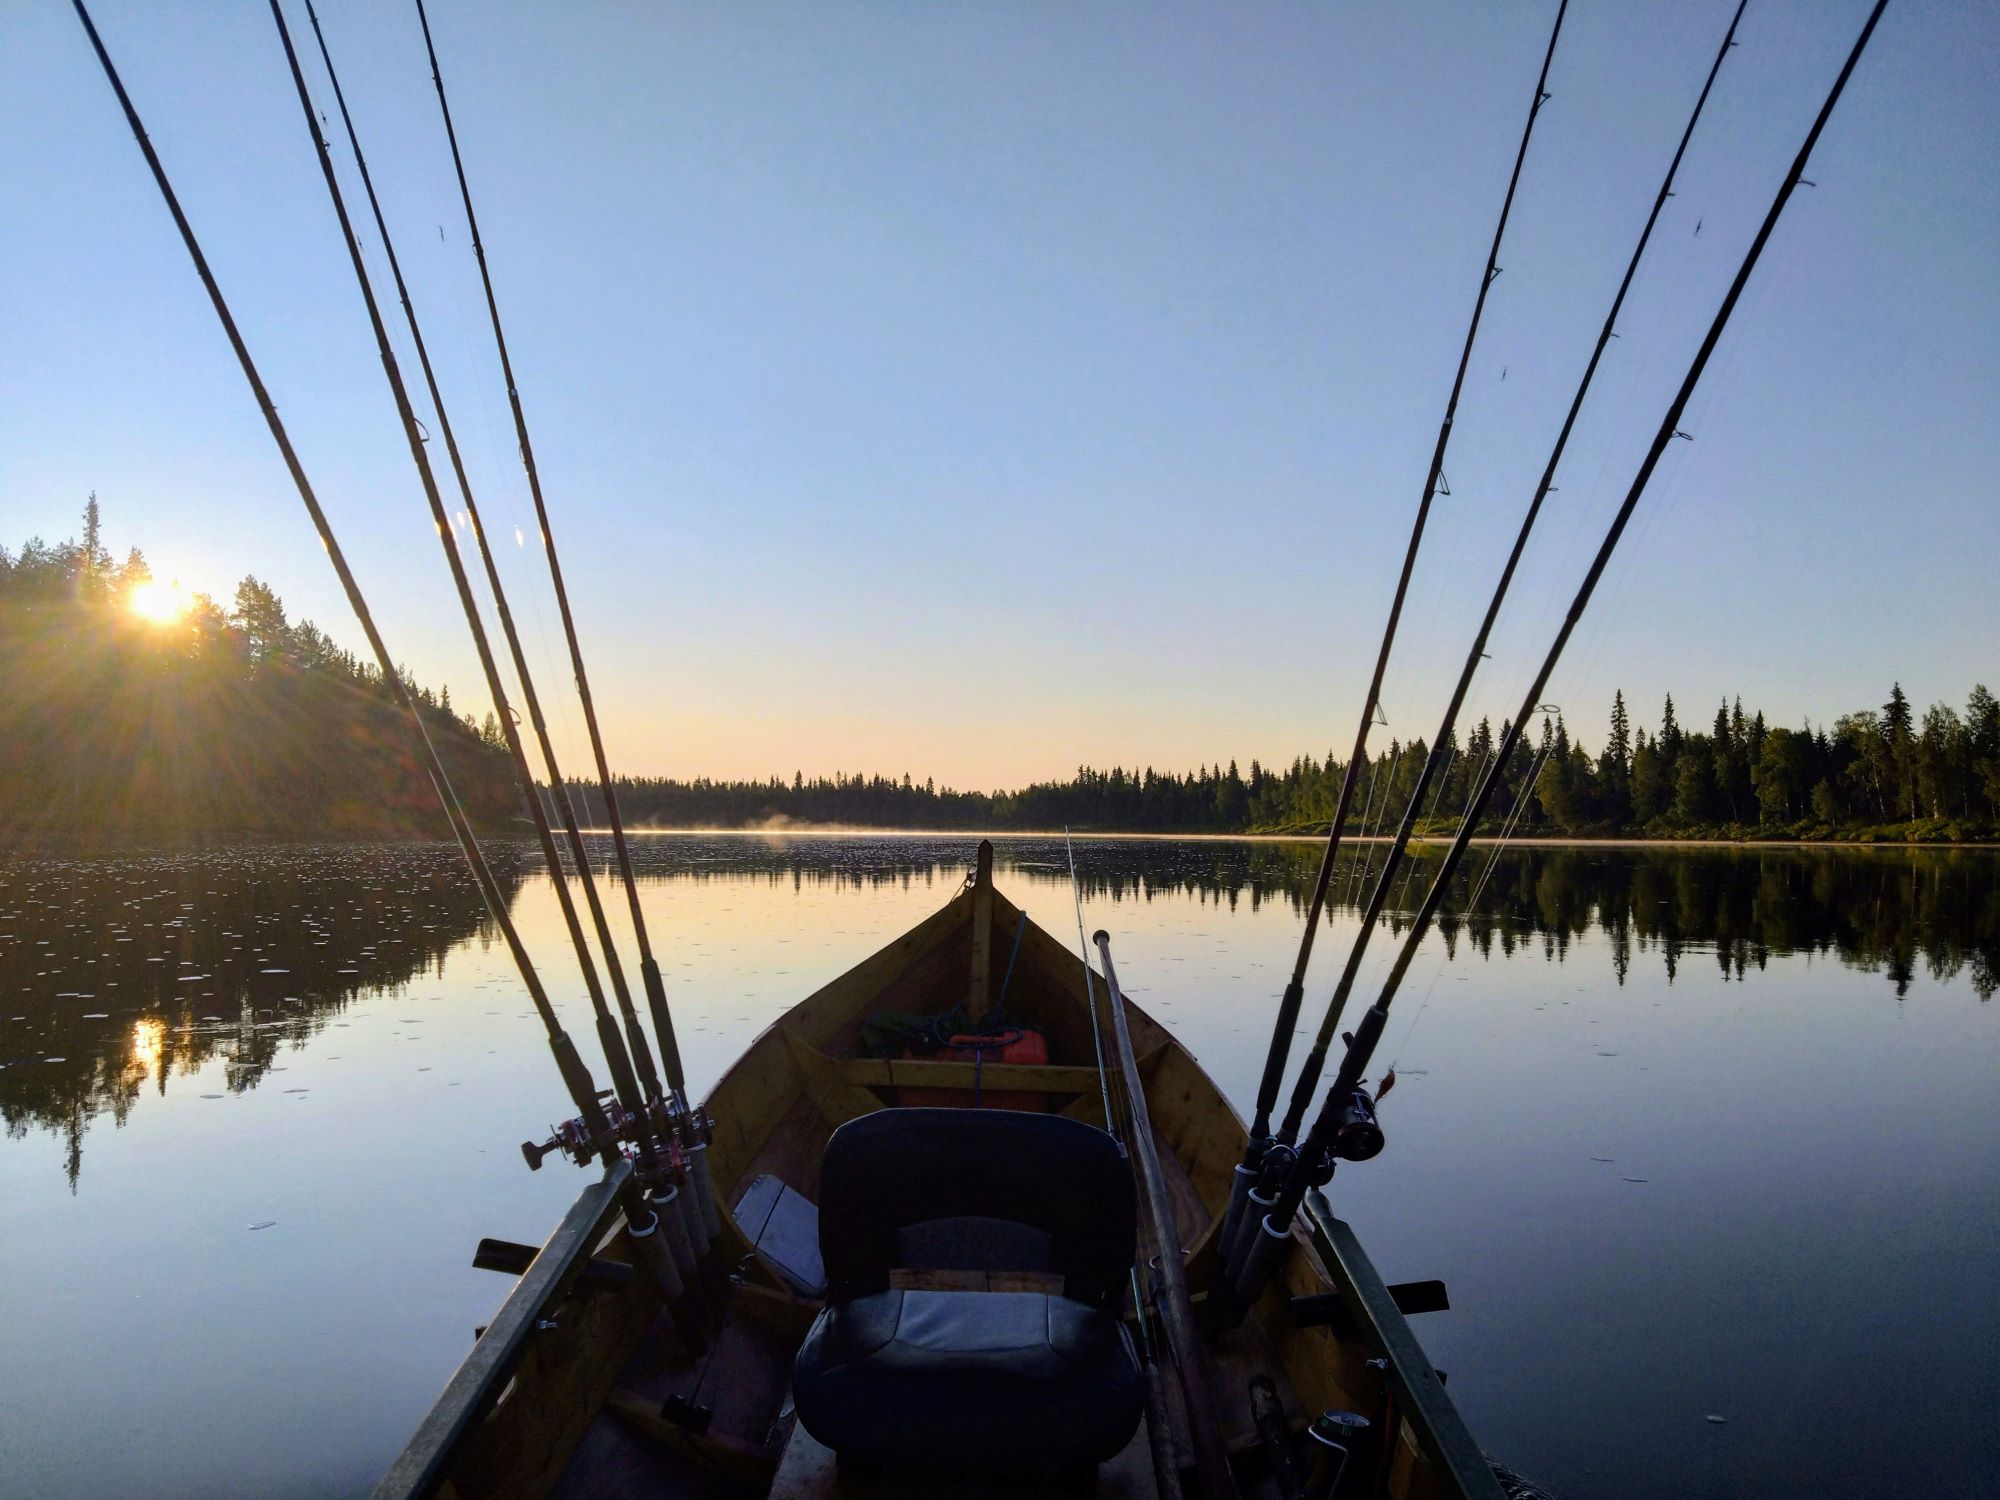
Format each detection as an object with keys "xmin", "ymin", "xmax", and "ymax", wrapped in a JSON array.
[
  {"xmin": 1064, "ymin": 836, "xmax": 1183, "ymax": 1500},
  {"xmin": 1095, "ymin": 933, "xmax": 1238, "ymax": 1500}
]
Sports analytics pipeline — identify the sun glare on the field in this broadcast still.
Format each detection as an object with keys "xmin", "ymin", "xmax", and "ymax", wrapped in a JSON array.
[{"xmin": 128, "ymin": 578, "xmax": 188, "ymax": 625}]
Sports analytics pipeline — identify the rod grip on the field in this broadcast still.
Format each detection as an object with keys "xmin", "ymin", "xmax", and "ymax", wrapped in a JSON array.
[
  {"xmin": 1217, "ymin": 1163, "xmax": 1258, "ymax": 1271},
  {"xmin": 1228, "ymin": 1214, "xmax": 1293, "ymax": 1330},
  {"xmin": 548, "ymin": 1030, "xmax": 608, "ymax": 1133}
]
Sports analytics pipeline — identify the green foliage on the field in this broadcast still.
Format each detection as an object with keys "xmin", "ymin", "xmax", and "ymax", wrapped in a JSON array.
[
  {"xmin": 9, "ymin": 504, "xmax": 1992, "ymax": 847},
  {"xmin": 0, "ymin": 503, "xmax": 516, "ymax": 846},
  {"xmin": 606, "ymin": 678, "xmax": 2000, "ymax": 842}
]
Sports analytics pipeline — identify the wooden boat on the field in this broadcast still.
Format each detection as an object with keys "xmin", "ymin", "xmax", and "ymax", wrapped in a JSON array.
[{"xmin": 376, "ymin": 845, "xmax": 1505, "ymax": 1500}]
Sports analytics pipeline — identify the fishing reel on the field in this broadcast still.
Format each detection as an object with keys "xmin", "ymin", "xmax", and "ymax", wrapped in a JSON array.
[
  {"xmin": 521, "ymin": 1114, "xmax": 602, "ymax": 1171},
  {"xmin": 1253, "ymin": 1141, "xmax": 1299, "ymax": 1199},
  {"xmin": 523, "ymin": 1095, "xmax": 652, "ymax": 1171},
  {"xmin": 522, "ymin": 1094, "xmax": 711, "ymax": 1176},
  {"xmin": 1330, "ymin": 1087, "xmax": 1385, "ymax": 1163},
  {"xmin": 1278, "ymin": 1089, "xmax": 1386, "ymax": 1190}
]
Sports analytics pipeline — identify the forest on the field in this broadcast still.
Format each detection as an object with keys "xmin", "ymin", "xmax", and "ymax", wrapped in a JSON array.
[
  {"xmin": 0, "ymin": 501, "xmax": 514, "ymax": 845},
  {"xmin": 600, "ymin": 668, "xmax": 2000, "ymax": 848},
  {"xmin": 6, "ymin": 502, "xmax": 1995, "ymax": 845},
  {"xmin": 599, "ymin": 686, "xmax": 2000, "ymax": 842}
]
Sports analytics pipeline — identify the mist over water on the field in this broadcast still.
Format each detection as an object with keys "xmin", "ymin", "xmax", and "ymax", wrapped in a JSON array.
[{"xmin": 1, "ymin": 835, "xmax": 1994, "ymax": 1498}]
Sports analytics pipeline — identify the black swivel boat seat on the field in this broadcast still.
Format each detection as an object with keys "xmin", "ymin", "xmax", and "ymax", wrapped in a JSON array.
[{"xmin": 790, "ymin": 1108, "xmax": 1146, "ymax": 1476}]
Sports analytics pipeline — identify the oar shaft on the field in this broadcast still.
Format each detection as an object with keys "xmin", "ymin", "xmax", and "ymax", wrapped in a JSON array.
[{"xmin": 1094, "ymin": 934, "xmax": 1237, "ymax": 1500}]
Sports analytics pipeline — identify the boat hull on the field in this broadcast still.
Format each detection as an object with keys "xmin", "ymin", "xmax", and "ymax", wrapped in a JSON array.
[{"xmin": 377, "ymin": 854, "xmax": 1499, "ymax": 1500}]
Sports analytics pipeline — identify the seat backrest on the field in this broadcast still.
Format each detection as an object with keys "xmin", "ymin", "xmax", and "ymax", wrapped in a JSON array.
[{"xmin": 818, "ymin": 1108, "xmax": 1135, "ymax": 1309}]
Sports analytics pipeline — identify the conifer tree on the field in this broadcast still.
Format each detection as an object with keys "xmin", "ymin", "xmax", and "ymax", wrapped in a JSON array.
[{"xmin": 1883, "ymin": 683, "xmax": 1916, "ymax": 818}]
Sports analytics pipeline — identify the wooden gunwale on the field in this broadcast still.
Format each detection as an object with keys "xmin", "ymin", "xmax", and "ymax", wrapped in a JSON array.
[
  {"xmin": 375, "ymin": 1159, "xmax": 636, "ymax": 1500},
  {"xmin": 1302, "ymin": 1191, "xmax": 1507, "ymax": 1500}
]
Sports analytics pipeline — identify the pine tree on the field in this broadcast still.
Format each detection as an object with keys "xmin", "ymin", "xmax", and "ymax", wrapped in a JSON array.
[
  {"xmin": 1966, "ymin": 684, "xmax": 2000, "ymax": 819},
  {"xmin": 1713, "ymin": 700, "xmax": 1743, "ymax": 822},
  {"xmin": 1883, "ymin": 683, "xmax": 1915, "ymax": 818},
  {"xmin": 80, "ymin": 493, "xmax": 109, "ymax": 588},
  {"xmin": 1607, "ymin": 691, "xmax": 1631, "ymax": 773},
  {"xmin": 1599, "ymin": 690, "xmax": 1633, "ymax": 825}
]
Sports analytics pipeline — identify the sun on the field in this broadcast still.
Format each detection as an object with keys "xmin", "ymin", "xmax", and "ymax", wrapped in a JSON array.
[{"xmin": 128, "ymin": 578, "xmax": 188, "ymax": 625}]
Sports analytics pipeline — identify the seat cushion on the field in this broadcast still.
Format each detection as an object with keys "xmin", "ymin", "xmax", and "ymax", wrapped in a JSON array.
[{"xmin": 792, "ymin": 1288, "xmax": 1145, "ymax": 1470}]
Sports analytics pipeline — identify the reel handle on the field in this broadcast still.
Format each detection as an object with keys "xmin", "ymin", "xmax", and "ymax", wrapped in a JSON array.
[{"xmin": 522, "ymin": 1136, "xmax": 560, "ymax": 1171}]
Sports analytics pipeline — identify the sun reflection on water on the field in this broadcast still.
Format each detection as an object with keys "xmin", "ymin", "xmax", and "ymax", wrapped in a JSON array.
[{"xmin": 130, "ymin": 1017, "xmax": 165, "ymax": 1081}]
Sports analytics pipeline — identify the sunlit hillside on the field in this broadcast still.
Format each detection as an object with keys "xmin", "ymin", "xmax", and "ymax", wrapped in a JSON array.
[{"xmin": 0, "ymin": 500, "xmax": 517, "ymax": 846}]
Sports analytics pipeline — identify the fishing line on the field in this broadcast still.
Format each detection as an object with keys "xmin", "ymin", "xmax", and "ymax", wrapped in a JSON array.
[
  {"xmin": 1343, "ymin": 761, "xmax": 1386, "ymax": 904},
  {"xmin": 1555, "ymin": 211, "xmax": 1800, "ymax": 734},
  {"xmin": 302, "ymin": 0, "xmax": 675, "ymax": 1125},
  {"xmin": 415, "ymin": 0, "xmax": 695, "ymax": 1120},
  {"xmin": 1467, "ymin": 727, "xmax": 1557, "ymax": 913},
  {"xmin": 1226, "ymin": 0, "xmax": 1888, "ymax": 1326},
  {"xmin": 1227, "ymin": 1, "xmax": 1573, "ymax": 1215},
  {"xmin": 66, "ymin": 0, "xmax": 698, "ymax": 1325},
  {"xmin": 1252, "ymin": 0, "xmax": 1753, "ymax": 1187},
  {"xmin": 1063, "ymin": 827, "xmax": 1118, "ymax": 1139},
  {"xmin": 1393, "ymin": 744, "xmax": 1457, "ymax": 910}
]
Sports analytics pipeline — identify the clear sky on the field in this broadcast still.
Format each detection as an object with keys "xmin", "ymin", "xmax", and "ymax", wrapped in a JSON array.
[{"xmin": 4, "ymin": 1, "xmax": 1994, "ymax": 791}]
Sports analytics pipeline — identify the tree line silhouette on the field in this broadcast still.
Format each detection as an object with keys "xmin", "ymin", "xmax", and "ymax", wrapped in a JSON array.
[
  {"xmin": 598, "ymin": 683, "xmax": 1998, "ymax": 841},
  {"xmin": 1, "ymin": 501, "xmax": 515, "ymax": 845}
]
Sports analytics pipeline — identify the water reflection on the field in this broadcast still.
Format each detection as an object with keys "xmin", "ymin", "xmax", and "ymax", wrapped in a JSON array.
[
  {"xmin": 2, "ymin": 837, "xmax": 1992, "ymax": 1184},
  {"xmin": 0, "ymin": 845, "xmax": 520, "ymax": 1185},
  {"xmin": 645, "ymin": 834, "xmax": 1999, "ymax": 1000}
]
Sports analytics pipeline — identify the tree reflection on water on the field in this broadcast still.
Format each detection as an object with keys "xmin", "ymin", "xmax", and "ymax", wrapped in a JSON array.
[
  {"xmin": 0, "ymin": 844, "xmax": 520, "ymax": 1186},
  {"xmin": 2, "ymin": 836, "xmax": 1991, "ymax": 1184}
]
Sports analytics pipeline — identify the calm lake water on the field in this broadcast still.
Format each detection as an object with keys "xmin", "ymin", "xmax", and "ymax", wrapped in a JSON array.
[{"xmin": 1, "ymin": 835, "xmax": 1995, "ymax": 1499}]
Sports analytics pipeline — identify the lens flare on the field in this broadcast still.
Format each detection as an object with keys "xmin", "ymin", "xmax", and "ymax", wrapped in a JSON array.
[{"xmin": 128, "ymin": 579, "xmax": 187, "ymax": 624}]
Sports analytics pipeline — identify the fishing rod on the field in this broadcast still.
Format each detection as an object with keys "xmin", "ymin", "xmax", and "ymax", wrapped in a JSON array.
[
  {"xmin": 297, "ymin": 0, "xmax": 722, "ymax": 1295},
  {"xmin": 410, "ymin": 0, "xmax": 700, "ymax": 1166},
  {"xmin": 1225, "ymin": 0, "xmax": 1889, "ymax": 1323},
  {"xmin": 1220, "ymin": 0, "xmax": 1753, "ymax": 1297},
  {"xmin": 266, "ymin": 1, "xmax": 721, "ymax": 1322},
  {"xmin": 67, "ymin": 0, "xmax": 696, "ymax": 1331},
  {"xmin": 1222, "ymin": 0, "xmax": 1570, "ymax": 1260}
]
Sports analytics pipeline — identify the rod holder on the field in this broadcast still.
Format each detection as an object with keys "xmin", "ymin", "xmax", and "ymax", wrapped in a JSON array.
[{"xmin": 1303, "ymin": 1410, "xmax": 1370, "ymax": 1500}]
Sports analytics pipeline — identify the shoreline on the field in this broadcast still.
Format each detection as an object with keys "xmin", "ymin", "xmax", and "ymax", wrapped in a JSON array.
[
  {"xmin": 7, "ymin": 827, "xmax": 1995, "ymax": 854},
  {"xmin": 592, "ymin": 828, "xmax": 2000, "ymax": 851}
]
